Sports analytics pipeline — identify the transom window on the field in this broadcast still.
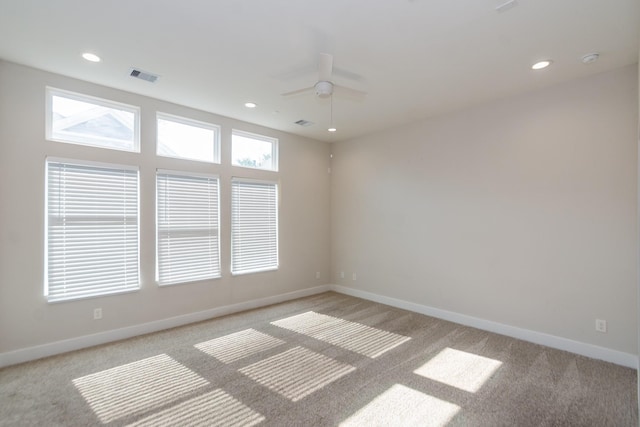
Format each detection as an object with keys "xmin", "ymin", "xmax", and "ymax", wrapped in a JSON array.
[
  {"xmin": 46, "ymin": 88, "xmax": 140, "ymax": 152},
  {"xmin": 231, "ymin": 130, "xmax": 278, "ymax": 171},
  {"xmin": 157, "ymin": 113, "xmax": 220, "ymax": 163}
]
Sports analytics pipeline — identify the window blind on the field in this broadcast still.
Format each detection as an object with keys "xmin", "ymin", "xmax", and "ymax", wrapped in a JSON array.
[
  {"xmin": 231, "ymin": 178, "xmax": 278, "ymax": 275},
  {"xmin": 46, "ymin": 159, "xmax": 139, "ymax": 302},
  {"xmin": 157, "ymin": 171, "xmax": 220, "ymax": 285}
]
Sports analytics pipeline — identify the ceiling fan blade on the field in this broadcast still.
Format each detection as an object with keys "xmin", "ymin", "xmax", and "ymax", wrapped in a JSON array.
[
  {"xmin": 281, "ymin": 86, "xmax": 315, "ymax": 97},
  {"xmin": 318, "ymin": 53, "xmax": 333, "ymax": 82},
  {"xmin": 333, "ymin": 84, "xmax": 367, "ymax": 101},
  {"xmin": 332, "ymin": 66, "xmax": 365, "ymax": 82}
]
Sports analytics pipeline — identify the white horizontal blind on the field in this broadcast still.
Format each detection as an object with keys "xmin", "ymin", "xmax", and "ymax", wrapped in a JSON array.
[
  {"xmin": 157, "ymin": 171, "xmax": 220, "ymax": 285},
  {"xmin": 46, "ymin": 160, "xmax": 139, "ymax": 302},
  {"xmin": 231, "ymin": 178, "xmax": 278, "ymax": 275}
]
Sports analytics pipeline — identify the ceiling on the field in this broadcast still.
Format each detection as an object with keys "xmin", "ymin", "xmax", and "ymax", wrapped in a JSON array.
[{"xmin": 0, "ymin": 0, "xmax": 638, "ymax": 143}]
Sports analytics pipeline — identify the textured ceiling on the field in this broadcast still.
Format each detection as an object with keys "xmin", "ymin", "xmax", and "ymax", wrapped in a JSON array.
[{"xmin": 0, "ymin": 0, "xmax": 638, "ymax": 142}]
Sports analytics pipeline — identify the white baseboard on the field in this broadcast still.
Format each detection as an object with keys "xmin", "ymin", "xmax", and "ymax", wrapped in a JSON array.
[
  {"xmin": 330, "ymin": 284, "xmax": 638, "ymax": 369},
  {"xmin": 3, "ymin": 284, "xmax": 635, "ymax": 369},
  {"xmin": 0, "ymin": 285, "xmax": 331, "ymax": 368}
]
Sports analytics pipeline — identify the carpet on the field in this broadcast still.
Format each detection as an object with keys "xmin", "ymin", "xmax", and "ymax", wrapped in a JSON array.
[{"xmin": 0, "ymin": 292, "xmax": 636, "ymax": 426}]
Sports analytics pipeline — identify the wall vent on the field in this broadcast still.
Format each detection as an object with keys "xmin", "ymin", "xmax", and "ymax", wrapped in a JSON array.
[
  {"xmin": 294, "ymin": 119, "xmax": 314, "ymax": 127},
  {"xmin": 129, "ymin": 68, "xmax": 160, "ymax": 83}
]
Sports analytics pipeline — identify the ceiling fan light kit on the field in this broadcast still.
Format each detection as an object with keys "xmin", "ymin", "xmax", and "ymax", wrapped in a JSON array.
[{"xmin": 315, "ymin": 81, "xmax": 333, "ymax": 98}]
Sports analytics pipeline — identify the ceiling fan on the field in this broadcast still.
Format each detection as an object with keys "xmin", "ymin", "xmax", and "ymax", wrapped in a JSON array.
[{"xmin": 281, "ymin": 53, "xmax": 366, "ymax": 100}]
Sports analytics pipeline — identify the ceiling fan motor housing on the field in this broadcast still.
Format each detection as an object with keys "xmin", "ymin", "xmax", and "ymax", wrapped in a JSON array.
[{"xmin": 315, "ymin": 81, "xmax": 334, "ymax": 98}]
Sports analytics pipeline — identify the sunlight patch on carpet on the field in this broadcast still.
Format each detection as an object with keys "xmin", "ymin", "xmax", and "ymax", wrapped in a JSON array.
[
  {"xmin": 239, "ymin": 346, "xmax": 355, "ymax": 402},
  {"xmin": 126, "ymin": 389, "xmax": 264, "ymax": 427},
  {"xmin": 271, "ymin": 311, "xmax": 410, "ymax": 358},
  {"xmin": 414, "ymin": 347, "xmax": 502, "ymax": 393},
  {"xmin": 194, "ymin": 328, "xmax": 285, "ymax": 363},
  {"xmin": 340, "ymin": 384, "xmax": 460, "ymax": 427},
  {"xmin": 73, "ymin": 354, "xmax": 208, "ymax": 423}
]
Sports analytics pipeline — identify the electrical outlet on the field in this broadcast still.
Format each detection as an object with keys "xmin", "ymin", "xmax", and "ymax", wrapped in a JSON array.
[
  {"xmin": 315, "ymin": 272, "xmax": 320, "ymax": 279},
  {"xmin": 595, "ymin": 319, "xmax": 607, "ymax": 333},
  {"xmin": 352, "ymin": 273, "xmax": 357, "ymax": 281},
  {"xmin": 93, "ymin": 308, "xmax": 102, "ymax": 320}
]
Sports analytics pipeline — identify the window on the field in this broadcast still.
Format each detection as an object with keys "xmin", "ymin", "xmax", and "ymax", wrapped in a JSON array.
[
  {"xmin": 156, "ymin": 171, "xmax": 221, "ymax": 285},
  {"xmin": 231, "ymin": 130, "xmax": 278, "ymax": 171},
  {"xmin": 45, "ymin": 159, "xmax": 139, "ymax": 302},
  {"xmin": 231, "ymin": 178, "xmax": 278, "ymax": 275},
  {"xmin": 157, "ymin": 113, "xmax": 220, "ymax": 163},
  {"xmin": 46, "ymin": 88, "xmax": 140, "ymax": 152}
]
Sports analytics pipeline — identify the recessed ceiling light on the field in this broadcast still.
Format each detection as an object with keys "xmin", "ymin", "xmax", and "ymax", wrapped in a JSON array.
[
  {"xmin": 582, "ymin": 53, "xmax": 599, "ymax": 64},
  {"xmin": 328, "ymin": 127, "xmax": 337, "ymax": 132},
  {"xmin": 244, "ymin": 102, "xmax": 257, "ymax": 108},
  {"xmin": 531, "ymin": 60, "xmax": 552, "ymax": 70},
  {"xmin": 82, "ymin": 53, "xmax": 101, "ymax": 63},
  {"xmin": 495, "ymin": 0, "xmax": 517, "ymax": 13}
]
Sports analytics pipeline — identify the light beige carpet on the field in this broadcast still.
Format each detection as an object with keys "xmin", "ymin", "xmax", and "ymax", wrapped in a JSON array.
[{"xmin": 0, "ymin": 292, "xmax": 637, "ymax": 426}]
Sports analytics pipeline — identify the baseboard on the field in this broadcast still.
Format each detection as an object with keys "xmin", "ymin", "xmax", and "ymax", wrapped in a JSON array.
[
  {"xmin": 0, "ymin": 285, "xmax": 331, "ymax": 368},
  {"xmin": 330, "ymin": 284, "xmax": 638, "ymax": 369},
  {"xmin": 3, "ymin": 284, "xmax": 635, "ymax": 369}
]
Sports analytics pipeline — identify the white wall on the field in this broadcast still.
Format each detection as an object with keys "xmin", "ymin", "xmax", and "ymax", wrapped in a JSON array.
[
  {"xmin": 331, "ymin": 65, "xmax": 639, "ymax": 355},
  {"xmin": 0, "ymin": 60, "xmax": 331, "ymax": 355},
  {"xmin": 1, "ymin": 59, "xmax": 637, "ymax": 364}
]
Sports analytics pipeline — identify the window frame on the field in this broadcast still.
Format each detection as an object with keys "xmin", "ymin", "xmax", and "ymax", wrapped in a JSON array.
[
  {"xmin": 231, "ymin": 129, "xmax": 279, "ymax": 172},
  {"xmin": 230, "ymin": 177, "xmax": 279, "ymax": 276},
  {"xmin": 46, "ymin": 87, "xmax": 141, "ymax": 152},
  {"xmin": 44, "ymin": 157, "xmax": 140, "ymax": 303},
  {"xmin": 156, "ymin": 112, "xmax": 221, "ymax": 164},
  {"xmin": 156, "ymin": 169, "xmax": 221, "ymax": 286}
]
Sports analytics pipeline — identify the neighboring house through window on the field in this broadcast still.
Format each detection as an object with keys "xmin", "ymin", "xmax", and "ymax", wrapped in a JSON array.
[{"xmin": 47, "ymin": 88, "xmax": 140, "ymax": 152}]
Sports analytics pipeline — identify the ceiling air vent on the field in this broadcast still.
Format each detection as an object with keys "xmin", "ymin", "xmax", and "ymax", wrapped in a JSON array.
[
  {"xmin": 294, "ymin": 119, "xmax": 314, "ymax": 127},
  {"xmin": 129, "ymin": 68, "xmax": 160, "ymax": 83}
]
